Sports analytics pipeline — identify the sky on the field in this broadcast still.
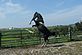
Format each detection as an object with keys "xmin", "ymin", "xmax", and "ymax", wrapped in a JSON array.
[{"xmin": 0, "ymin": 0, "xmax": 82, "ymax": 28}]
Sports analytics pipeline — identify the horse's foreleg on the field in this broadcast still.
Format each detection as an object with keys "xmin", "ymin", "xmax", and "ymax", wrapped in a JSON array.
[
  {"xmin": 32, "ymin": 25, "xmax": 37, "ymax": 27},
  {"xmin": 41, "ymin": 37, "xmax": 48, "ymax": 47},
  {"xmin": 41, "ymin": 42, "xmax": 46, "ymax": 47}
]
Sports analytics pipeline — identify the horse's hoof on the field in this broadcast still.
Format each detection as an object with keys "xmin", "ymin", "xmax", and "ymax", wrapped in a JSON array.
[{"xmin": 41, "ymin": 44, "xmax": 47, "ymax": 48}]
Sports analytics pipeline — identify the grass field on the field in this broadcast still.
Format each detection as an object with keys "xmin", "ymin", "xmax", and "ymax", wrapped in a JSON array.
[
  {"xmin": 0, "ymin": 28, "xmax": 82, "ymax": 48},
  {"xmin": 1, "ymin": 35, "xmax": 69, "ymax": 47}
]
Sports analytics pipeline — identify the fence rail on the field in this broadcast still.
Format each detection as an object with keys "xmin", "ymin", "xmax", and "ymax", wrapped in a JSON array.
[
  {"xmin": 0, "ymin": 29, "xmax": 41, "ymax": 48},
  {"xmin": 0, "ymin": 29, "xmax": 82, "ymax": 48}
]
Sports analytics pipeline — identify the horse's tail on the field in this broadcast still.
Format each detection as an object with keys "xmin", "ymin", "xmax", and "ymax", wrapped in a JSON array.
[{"xmin": 50, "ymin": 31, "xmax": 56, "ymax": 36}]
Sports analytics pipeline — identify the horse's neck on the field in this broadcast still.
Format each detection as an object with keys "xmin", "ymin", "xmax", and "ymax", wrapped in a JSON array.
[
  {"xmin": 33, "ymin": 20, "xmax": 39, "ymax": 26},
  {"xmin": 33, "ymin": 19, "xmax": 36, "ymax": 23}
]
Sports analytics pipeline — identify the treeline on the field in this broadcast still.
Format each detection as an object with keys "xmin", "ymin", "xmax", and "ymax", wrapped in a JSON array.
[
  {"xmin": 75, "ymin": 21, "xmax": 82, "ymax": 31},
  {"xmin": 25, "ymin": 21, "xmax": 82, "ymax": 37},
  {"xmin": 1, "ymin": 21, "xmax": 82, "ymax": 37},
  {"xmin": 48, "ymin": 21, "xmax": 82, "ymax": 36}
]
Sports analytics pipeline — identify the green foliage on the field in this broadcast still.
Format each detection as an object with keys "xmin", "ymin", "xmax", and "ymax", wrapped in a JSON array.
[
  {"xmin": 75, "ymin": 21, "xmax": 82, "ymax": 31},
  {"xmin": 0, "ymin": 24, "xmax": 82, "ymax": 48}
]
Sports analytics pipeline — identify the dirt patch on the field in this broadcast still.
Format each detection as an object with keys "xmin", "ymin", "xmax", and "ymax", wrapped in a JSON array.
[{"xmin": 0, "ymin": 41, "xmax": 82, "ymax": 55}]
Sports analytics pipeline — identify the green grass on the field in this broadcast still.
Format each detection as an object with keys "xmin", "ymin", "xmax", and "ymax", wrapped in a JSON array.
[
  {"xmin": 1, "ymin": 35, "xmax": 70, "ymax": 47},
  {"xmin": 2, "ymin": 38, "xmax": 20, "ymax": 40},
  {"xmin": 48, "ymin": 35, "xmax": 69, "ymax": 44},
  {"xmin": 1, "ymin": 36, "xmax": 40, "ymax": 47},
  {"xmin": 0, "ymin": 29, "xmax": 82, "ymax": 48}
]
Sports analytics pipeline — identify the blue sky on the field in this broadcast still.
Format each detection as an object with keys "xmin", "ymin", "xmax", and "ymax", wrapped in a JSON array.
[{"xmin": 0, "ymin": 0, "xmax": 82, "ymax": 28}]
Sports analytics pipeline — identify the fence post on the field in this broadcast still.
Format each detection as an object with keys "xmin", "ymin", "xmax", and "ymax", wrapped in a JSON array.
[
  {"xmin": 68, "ymin": 26, "xmax": 72, "ymax": 41},
  {"xmin": 20, "ymin": 30, "xmax": 23, "ymax": 46},
  {"xmin": 0, "ymin": 32, "xmax": 2, "ymax": 48}
]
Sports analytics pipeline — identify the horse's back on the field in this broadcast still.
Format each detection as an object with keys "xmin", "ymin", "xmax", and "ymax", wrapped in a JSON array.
[{"xmin": 38, "ymin": 24, "xmax": 50, "ymax": 35}]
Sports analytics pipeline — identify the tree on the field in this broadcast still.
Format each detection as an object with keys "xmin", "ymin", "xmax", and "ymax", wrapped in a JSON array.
[{"xmin": 75, "ymin": 22, "xmax": 82, "ymax": 31}]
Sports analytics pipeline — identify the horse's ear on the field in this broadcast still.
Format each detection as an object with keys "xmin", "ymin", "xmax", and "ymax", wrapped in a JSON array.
[{"xmin": 35, "ymin": 12, "xmax": 38, "ymax": 14}]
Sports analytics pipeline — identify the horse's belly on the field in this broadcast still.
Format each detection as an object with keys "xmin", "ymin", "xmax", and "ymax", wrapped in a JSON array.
[{"xmin": 38, "ymin": 25, "xmax": 50, "ymax": 34}]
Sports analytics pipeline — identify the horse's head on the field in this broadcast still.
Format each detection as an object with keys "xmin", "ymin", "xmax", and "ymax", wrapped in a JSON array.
[
  {"xmin": 35, "ymin": 12, "xmax": 38, "ymax": 14},
  {"xmin": 33, "ymin": 12, "xmax": 38, "ymax": 19}
]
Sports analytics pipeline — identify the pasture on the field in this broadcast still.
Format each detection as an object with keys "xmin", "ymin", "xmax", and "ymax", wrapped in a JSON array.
[
  {"xmin": 0, "ymin": 28, "xmax": 69, "ymax": 48},
  {"xmin": 0, "ymin": 28, "xmax": 82, "ymax": 55},
  {"xmin": 0, "ymin": 27, "xmax": 82, "ymax": 48}
]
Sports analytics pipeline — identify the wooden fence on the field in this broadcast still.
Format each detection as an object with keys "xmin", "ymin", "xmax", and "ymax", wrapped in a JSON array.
[
  {"xmin": 0, "ymin": 29, "xmax": 82, "ymax": 48},
  {"xmin": 0, "ymin": 29, "xmax": 41, "ymax": 48}
]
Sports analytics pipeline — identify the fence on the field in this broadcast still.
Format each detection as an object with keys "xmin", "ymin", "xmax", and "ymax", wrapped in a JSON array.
[
  {"xmin": 0, "ymin": 29, "xmax": 82, "ymax": 48},
  {"xmin": 0, "ymin": 29, "xmax": 41, "ymax": 48}
]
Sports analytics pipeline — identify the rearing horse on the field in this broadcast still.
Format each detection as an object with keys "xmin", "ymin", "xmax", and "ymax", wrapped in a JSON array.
[
  {"xmin": 29, "ymin": 12, "xmax": 44, "ymax": 25},
  {"xmin": 33, "ymin": 20, "xmax": 55, "ymax": 42},
  {"xmin": 29, "ymin": 12, "xmax": 55, "ymax": 46}
]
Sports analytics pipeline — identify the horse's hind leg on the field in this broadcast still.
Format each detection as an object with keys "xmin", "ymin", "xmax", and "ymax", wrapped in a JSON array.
[
  {"xmin": 41, "ymin": 36, "xmax": 48, "ymax": 47},
  {"xmin": 45, "ymin": 37, "xmax": 49, "ymax": 46}
]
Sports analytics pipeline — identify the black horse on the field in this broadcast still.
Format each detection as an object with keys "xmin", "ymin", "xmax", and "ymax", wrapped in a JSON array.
[
  {"xmin": 33, "ymin": 20, "xmax": 55, "ymax": 42},
  {"xmin": 29, "ymin": 12, "xmax": 55, "ymax": 46},
  {"xmin": 29, "ymin": 12, "xmax": 44, "ymax": 25}
]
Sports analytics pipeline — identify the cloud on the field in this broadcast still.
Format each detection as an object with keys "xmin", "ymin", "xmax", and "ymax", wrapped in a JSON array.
[
  {"xmin": 45, "ymin": 5, "xmax": 82, "ymax": 25},
  {"xmin": 0, "ymin": 12, "xmax": 6, "ymax": 19},
  {"xmin": 56, "ymin": 5, "xmax": 82, "ymax": 19},
  {"xmin": 1, "ymin": 0, "xmax": 12, "ymax": 2},
  {"xmin": 1, "ymin": 0, "xmax": 6, "ymax": 2},
  {"xmin": 0, "ymin": 0, "xmax": 33, "ymax": 28},
  {"xmin": 0, "ymin": 0, "xmax": 32, "ymax": 18},
  {"xmin": 55, "ymin": 1, "xmax": 65, "ymax": 7},
  {"xmin": 0, "ymin": 1, "xmax": 25, "ymax": 13}
]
